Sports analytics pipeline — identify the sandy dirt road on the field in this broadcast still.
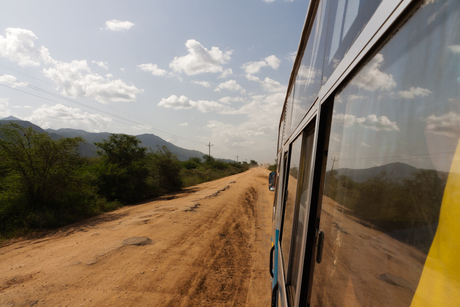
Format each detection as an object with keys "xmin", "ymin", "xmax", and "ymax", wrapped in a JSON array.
[{"xmin": 0, "ymin": 168, "xmax": 274, "ymax": 307}]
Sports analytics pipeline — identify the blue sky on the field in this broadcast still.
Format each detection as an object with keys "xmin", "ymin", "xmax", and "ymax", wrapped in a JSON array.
[{"xmin": 0, "ymin": 0, "xmax": 309, "ymax": 163}]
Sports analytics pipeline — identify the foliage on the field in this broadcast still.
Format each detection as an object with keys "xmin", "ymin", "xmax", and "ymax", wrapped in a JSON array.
[
  {"xmin": 0, "ymin": 127, "xmax": 250, "ymax": 239},
  {"xmin": 323, "ymin": 169, "xmax": 446, "ymax": 252},
  {"xmin": 148, "ymin": 146, "xmax": 182, "ymax": 194},
  {"xmin": 94, "ymin": 134, "xmax": 150, "ymax": 204},
  {"xmin": 268, "ymin": 164, "xmax": 277, "ymax": 172},
  {"xmin": 0, "ymin": 124, "xmax": 117, "ymax": 238}
]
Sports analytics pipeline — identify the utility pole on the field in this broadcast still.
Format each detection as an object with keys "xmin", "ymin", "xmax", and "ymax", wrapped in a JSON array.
[
  {"xmin": 331, "ymin": 157, "xmax": 338, "ymax": 172},
  {"xmin": 236, "ymin": 155, "xmax": 239, "ymax": 162},
  {"xmin": 206, "ymin": 142, "xmax": 213, "ymax": 157}
]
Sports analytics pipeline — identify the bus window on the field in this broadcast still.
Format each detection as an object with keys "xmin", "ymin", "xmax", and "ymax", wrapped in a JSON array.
[
  {"xmin": 310, "ymin": 1, "xmax": 460, "ymax": 306},
  {"xmin": 322, "ymin": 0, "xmax": 382, "ymax": 84},
  {"xmin": 285, "ymin": 127, "xmax": 315, "ymax": 304},
  {"xmin": 281, "ymin": 134, "xmax": 303, "ymax": 286},
  {"xmin": 290, "ymin": 0, "xmax": 328, "ymax": 132}
]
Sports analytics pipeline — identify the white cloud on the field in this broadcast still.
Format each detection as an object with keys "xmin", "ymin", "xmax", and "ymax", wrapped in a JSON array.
[
  {"xmin": 352, "ymin": 54, "xmax": 396, "ymax": 91},
  {"xmin": 245, "ymin": 74, "xmax": 286, "ymax": 93},
  {"xmin": 25, "ymin": 103, "xmax": 112, "ymax": 131},
  {"xmin": 92, "ymin": 60, "xmax": 108, "ymax": 70},
  {"xmin": 43, "ymin": 60, "xmax": 143, "ymax": 104},
  {"xmin": 297, "ymin": 65, "xmax": 317, "ymax": 79},
  {"xmin": 192, "ymin": 80, "xmax": 211, "ymax": 88},
  {"xmin": 0, "ymin": 98, "xmax": 11, "ymax": 118},
  {"xmin": 398, "ymin": 86, "xmax": 432, "ymax": 99},
  {"xmin": 448, "ymin": 45, "xmax": 460, "ymax": 54},
  {"xmin": 219, "ymin": 96, "xmax": 244, "ymax": 104},
  {"xmin": 138, "ymin": 63, "xmax": 169, "ymax": 77},
  {"xmin": 288, "ymin": 51, "xmax": 297, "ymax": 62},
  {"xmin": 215, "ymin": 80, "xmax": 245, "ymax": 93},
  {"xmin": 361, "ymin": 142, "xmax": 370, "ymax": 147},
  {"xmin": 105, "ymin": 20, "xmax": 135, "ymax": 31},
  {"xmin": 0, "ymin": 28, "xmax": 52, "ymax": 67},
  {"xmin": 241, "ymin": 55, "xmax": 281, "ymax": 74},
  {"xmin": 346, "ymin": 94, "xmax": 367, "ymax": 102},
  {"xmin": 333, "ymin": 113, "xmax": 400, "ymax": 131},
  {"xmin": 169, "ymin": 39, "xmax": 232, "ymax": 76},
  {"xmin": 263, "ymin": 0, "xmax": 276, "ymax": 2},
  {"xmin": 265, "ymin": 55, "xmax": 281, "ymax": 69},
  {"xmin": 425, "ymin": 112, "xmax": 460, "ymax": 138},
  {"xmin": 0, "ymin": 27, "xmax": 142, "ymax": 104},
  {"xmin": 158, "ymin": 95, "xmax": 229, "ymax": 113},
  {"xmin": 0, "ymin": 74, "xmax": 28, "ymax": 88},
  {"xmin": 219, "ymin": 68, "xmax": 233, "ymax": 79},
  {"xmin": 179, "ymin": 122, "xmax": 189, "ymax": 127}
]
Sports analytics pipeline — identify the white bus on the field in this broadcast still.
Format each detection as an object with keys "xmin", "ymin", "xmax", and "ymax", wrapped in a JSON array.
[{"xmin": 270, "ymin": 0, "xmax": 460, "ymax": 306}]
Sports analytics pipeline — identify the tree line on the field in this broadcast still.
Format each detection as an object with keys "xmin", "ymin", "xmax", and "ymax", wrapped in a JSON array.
[
  {"xmin": 0, "ymin": 124, "xmax": 250, "ymax": 239},
  {"xmin": 323, "ymin": 168, "xmax": 446, "ymax": 253}
]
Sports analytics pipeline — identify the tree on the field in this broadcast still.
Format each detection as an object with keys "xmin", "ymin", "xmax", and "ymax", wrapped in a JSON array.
[
  {"xmin": 0, "ymin": 123, "xmax": 84, "ymax": 209},
  {"xmin": 95, "ymin": 134, "xmax": 147, "ymax": 167},
  {"xmin": 148, "ymin": 146, "xmax": 182, "ymax": 193},
  {"xmin": 94, "ymin": 134, "xmax": 149, "ymax": 203}
]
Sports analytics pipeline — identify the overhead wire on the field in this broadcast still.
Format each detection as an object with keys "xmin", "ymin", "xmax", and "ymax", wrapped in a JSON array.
[{"xmin": 0, "ymin": 73, "xmax": 205, "ymax": 146}]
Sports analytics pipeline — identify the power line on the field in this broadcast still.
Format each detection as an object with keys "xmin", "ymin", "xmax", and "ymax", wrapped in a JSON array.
[{"xmin": 0, "ymin": 74, "xmax": 204, "ymax": 145}]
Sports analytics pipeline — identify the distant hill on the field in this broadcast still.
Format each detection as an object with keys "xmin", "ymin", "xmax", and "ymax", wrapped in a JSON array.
[
  {"xmin": 0, "ymin": 117, "xmax": 206, "ymax": 161},
  {"xmin": 334, "ymin": 162, "xmax": 419, "ymax": 182}
]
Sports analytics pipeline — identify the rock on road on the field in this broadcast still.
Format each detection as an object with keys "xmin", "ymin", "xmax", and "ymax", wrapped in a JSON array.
[{"xmin": 0, "ymin": 168, "xmax": 274, "ymax": 307}]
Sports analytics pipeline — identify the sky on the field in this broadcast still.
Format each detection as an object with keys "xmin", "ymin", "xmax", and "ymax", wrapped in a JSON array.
[{"xmin": 0, "ymin": 0, "xmax": 310, "ymax": 163}]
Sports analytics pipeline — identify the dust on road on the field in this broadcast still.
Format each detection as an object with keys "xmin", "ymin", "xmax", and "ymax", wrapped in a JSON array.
[{"xmin": 0, "ymin": 168, "xmax": 274, "ymax": 307}]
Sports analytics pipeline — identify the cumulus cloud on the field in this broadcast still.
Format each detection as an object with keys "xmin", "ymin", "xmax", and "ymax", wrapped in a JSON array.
[
  {"xmin": 92, "ymin": 60, "xmax": 108, "ymax": 70},
  {"xmin": 0, "ymin": 28, "xmax": 52, "ymax": 67},
  {"xmin": 425, "ymin": 112, "xmax": 460, "ymax": 137},
  {"xmin": 0, "ymin": 74, "xmax": 28, "ymax": 88},
  {"xmin": 104, "ymin": 20, "xmax": 135, "ymax": 31},
  {"xmin": 0, "ymin": 27, "xmax": 143, "ymax": 104},
  {"xmin": 215, "ymin": 80, "xmax": 245, "ymax": 93},
  {"xmin": 246, "ymin": 74, "xmax": 286, "ymax": 93},
  {"xmin": 398, "ymin": 86, "xmax": 432, "ymax": 99},
  {"xmin": 352, "ymin": 54, "xmax": 396, "ymax": 91},
  {"xmin": 0, "ymin": 98, "xmax": 11, "ymax": 118},
  {"xmin": 179, "ymin": 122, "xmax": 189, "ymax": 127},
  {"xmin": 241, "ymin": 55, "xmax": 281, "ymax": 74},
  {"xmin": 333, "ymin": 112, "xmax": 400, "ymax": 131},
  {"xmin": 44, "ymin": 60, "xmax": 143, "ymax": 104},
  {"xmin": 219, "ymin": 68, "xmax": 233, "ymax": 79},
  {"xmin": 219, "ymin": 96, "xmax": 244, "ymax": 104},
  {"xmin": 169, "ymin": 39, "xmax": 232, "ymax": 76},
  {"xmin": 192, "ymin": 80, "xmax": 211, "ymax": 88},
  {"xmin": 25, "ymin": 103, "xmax": 112, "ymax": 131},
  {"xmin": 158, "ymin": 95, "xmax": 229, "ymax": 113},
  {"xmin": 138, "ymin": 63, "xmax": 169, "ymax": 77}
]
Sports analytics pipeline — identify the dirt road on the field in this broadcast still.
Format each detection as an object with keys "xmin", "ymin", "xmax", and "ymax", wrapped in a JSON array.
[{"xmin": 0, "ymin": 168, "xmax": 274, "ymax": 307}]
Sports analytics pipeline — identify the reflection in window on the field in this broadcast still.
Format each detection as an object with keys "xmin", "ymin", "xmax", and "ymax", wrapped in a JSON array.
[
  {"xmin": 311, "ymin": 1, "xmax": 460, "ymax": 306},
  {"xmin": 281, "ymin": 134, "xmax": 303, "ymax": 282},
  {"xmin": 288, "ymin": 128, "xmax": 315, "ymax": 302},
  {"xmin": 290, "ymin": 0, "xmax": 328, "ymax": 133},
  {"xmin": 322, "ymin": 0, "xmax": 382, "ymax": 84}
]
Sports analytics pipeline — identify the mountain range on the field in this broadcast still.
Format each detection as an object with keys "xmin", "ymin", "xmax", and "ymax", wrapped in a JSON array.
[{"xmin": 0, "ymin": 116, "xmax": 206, "ymax": 161}]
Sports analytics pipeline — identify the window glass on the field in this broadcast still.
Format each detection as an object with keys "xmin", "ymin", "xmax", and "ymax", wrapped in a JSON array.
[
  {"xmin": 287, "ymin": 128, "xmax": 315, "ymax": 301},
  {"xmin": 290, "ymin": 0, "xmax": 328, "ymax": 132},
  {"xmin": 322, "ymin": 0, "xmax": 382, "ymax": 84},
  {"xmin": 281, "ymin": 134, "xmax": 303, "ymax": 280},
  {"xmin": 311, "ymin": 1, "xmax": 460, "ymax": 306}
]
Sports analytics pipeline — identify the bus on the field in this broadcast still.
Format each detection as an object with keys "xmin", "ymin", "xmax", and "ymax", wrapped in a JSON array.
[{"xmin": 270, "ymin": 0, "xmax": 460, "ymax": 306}]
